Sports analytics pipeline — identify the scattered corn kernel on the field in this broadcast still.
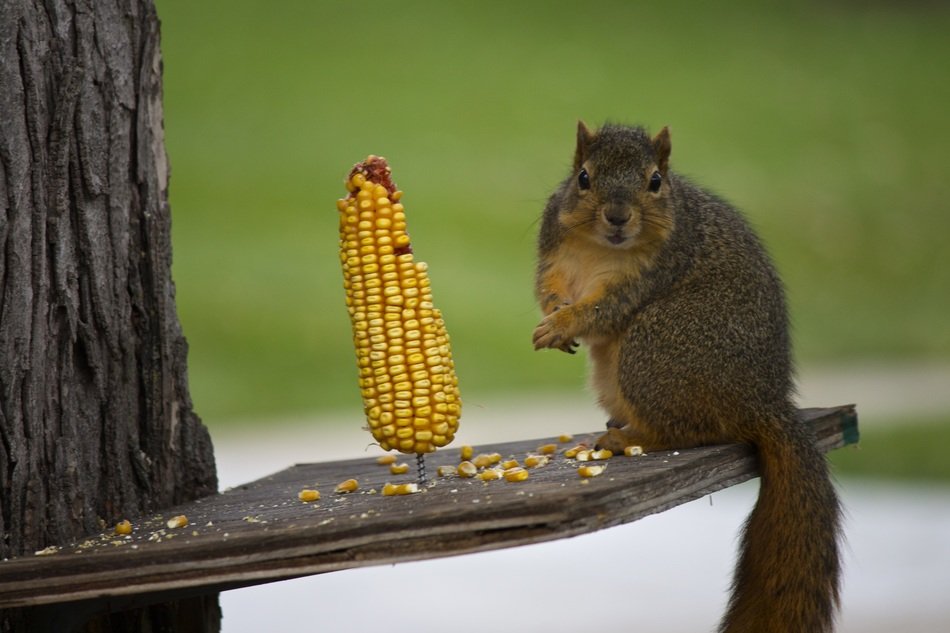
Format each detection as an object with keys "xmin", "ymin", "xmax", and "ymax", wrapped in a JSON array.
[
  {"xmin": 382, "ymin": 482, "xmax": 420, "ymax": 496},
  {"xmin": 460, "ymin": 445, "xmax": 474, "ymax": 461},
  {"xmin": 578, "ymin": 465, "xmax": 606, "ymax": 478},
  {"xmin": 376, "ymin": 454, "xmax": 398, "ymax": 465},
  {"xmin": 538, "ymin": 443, "xmax": 558, "ymax": 455},
  {"xmin": 563, "ymin": 444, "xmax": 587, "ymax": 458},
  {"xmin": 166, "ymin": 515, "xmax": 188, "ymax": 529},
  {"xmin": 477, "ymin": 468, "xmax": 503, "ymax": 481},
  {"xmin": 524, "ymin": 454, "xmax": 550, "ymax": 468},
  {"xmin": 298, "ymin": 489, "xmax": 321, "ymax": 502},
  {"xmin": 472, "ymin": 453, "xmax": 501, "ymax": 468},
  {"xmin": 336, "ymin": 478, "xmax": 359, "ymax": 493},
  {"xmin": 457, "ymin": 461, "xmax": 478, "ymax": 477},
  {"xmin": 504, "ymin": 467, "xmax": 529, "ymax": 482},
  {"xmin": 114, "ymin": 520, "xmax": 132, "ymax": 536},
  {"xmin": 575, "ymin": 449, "xmax": 593, "ymax": 462},
  {"xmin": 390, "ymin": 462, "xmax": 410, "ymax": 475},
  {"xmin": 558, "ymin": 434, "xmax": 574, "ymax": 443},
  {"xmin": 437, "ymin": 465, "xmax": 456, "ymax": 477},
  {"xmin": 501, "ymin": 459, "xmax": 520, "ymax": 470},
  {"xmin": 338, "ymin": 155, "xmax": 462, "ymax": 454},
  {"xmin": 590, "ymin": 449, "xmax": 614, "ymax": 460},
  {"xmin": 624, "ymin": 445, "xmax": 645, "ymax": 456}
]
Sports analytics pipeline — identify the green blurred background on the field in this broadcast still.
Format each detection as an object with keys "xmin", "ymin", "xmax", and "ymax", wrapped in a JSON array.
[{"xmin": 154, "ymin": 0, "xmax": 950, "ymax": 480}]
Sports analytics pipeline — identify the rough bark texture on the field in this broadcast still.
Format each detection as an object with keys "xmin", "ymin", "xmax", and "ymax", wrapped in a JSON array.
[{"xmin": 0, "ymin": 0, "xmax": 218, "ymax": 629}]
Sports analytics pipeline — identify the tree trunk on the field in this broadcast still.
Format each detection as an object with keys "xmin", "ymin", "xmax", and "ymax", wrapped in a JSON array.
[{"xmin": 0, "ymin": 0, "xmax": 218, "ymax": 629}]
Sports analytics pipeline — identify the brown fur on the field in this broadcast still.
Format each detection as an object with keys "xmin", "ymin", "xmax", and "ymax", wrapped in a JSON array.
[{"xmin": 533, "ymin": 122, "xmax": 841, "ymax": 632}]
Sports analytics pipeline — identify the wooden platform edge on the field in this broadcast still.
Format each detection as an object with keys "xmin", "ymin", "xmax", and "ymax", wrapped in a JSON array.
[{"xmin": 0, "ymin": 405, "xmax": 858, "ymax": 612}]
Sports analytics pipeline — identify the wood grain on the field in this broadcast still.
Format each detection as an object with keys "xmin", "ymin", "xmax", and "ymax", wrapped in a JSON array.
[{"xmin": 0, "ymin": 406, "xmax": 857, "ymax": 610}]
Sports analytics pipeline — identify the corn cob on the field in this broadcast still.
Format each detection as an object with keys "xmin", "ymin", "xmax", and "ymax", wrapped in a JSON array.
[{"xmin": 337, "ymin": 156, "xmax": 462, "ymax": 459}]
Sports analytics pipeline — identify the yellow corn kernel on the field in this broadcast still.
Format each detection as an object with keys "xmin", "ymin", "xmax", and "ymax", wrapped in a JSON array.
[
  {"xmin": 578, "ymin": 465, "xmax": 606, "ymax": 478},
  {"xmin": 501, "ymin": 459, "xmax": 519, "ymax": 470},
  {"xmin": 524, "ymin": 454, "xmax": 550, "ymax": 468},
  {"xmin": 114, "ymin": 520, "xmax": 133, "ymax": 536},
  {"xmin": 457, "ymin": 461, "xmax": 478, "ymax": 478},
  {"xmin": 166, "ymin": 515, "xmax": 188, "ymax": 529},
  {"xmin": 336, "ymin": 479, "xmax": 359, "ymax": 493},
  {"xmin": 460, "ymin": 445, "xmax": 474, "ymax": 461},
  {"xmin": 590, "ymin": 449, "xmax": 614, "ymax": 460},
  {"xmin": 390, "ymin": 462, "xmax": 410, "ymax": 475},
  {"xmin": 298, "ymin": 489, "xmax": 321, "ymax": 502},
  {"xmin": 376, "ymin": 454, "xmax": 398, "ymax": 465},
  {"xmin": 382, "ymin": 482, "xmax": 420, "ymax": 496},
  {"xmin": 477, "ymin": 468, "xmax": 503, "ymax": 481},
  {"xmin": 338, "ymin": 155, "xmax": 462, "ymax": 455},
  {"xmin": 563, "ymin": 444, "xmax": 587, "ymax": 459},
  {"xmin": 624, "ymin": 445, "xmax": 645, "ymax": 456},
  {"xmin": 472, "ymin": 453, "xmax": 502, "ymax": 468},
  {"xmin": 537, "ymin": 443, "xmax": 558, "ymax": 455},
  {"xmin": 558, "ymin": 434, "xmax": 574, "ymax": 443},
  {"xmin": 504, "ymin": 467, "xmax": 529, "ymax": 482},
  {"xmin": 437, "ymin": 465, "xmax": 456, "ymax": 477},
  {"xmin": 575, "ymin": 449, "xmax": 593, "ymax": 462}
]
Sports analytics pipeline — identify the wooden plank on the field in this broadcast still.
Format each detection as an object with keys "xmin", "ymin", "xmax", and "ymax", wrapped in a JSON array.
[{"xmin": 0, "ymin": 405, "xmax": 857, "ymax": 610}]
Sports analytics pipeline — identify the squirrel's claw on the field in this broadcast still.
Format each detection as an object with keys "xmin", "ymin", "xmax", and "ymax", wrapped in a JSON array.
[
  {"xmin": 532, "ymin": 314, "xmax": 574, "ymax": 352},
  {"xmin": 558, "ymin": 339, "xmax": 579, "ymax": 354}
]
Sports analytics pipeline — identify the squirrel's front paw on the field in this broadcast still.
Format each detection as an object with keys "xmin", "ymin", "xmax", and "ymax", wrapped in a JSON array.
[{"xmin": 532, "ymin": 313, "xmax": 578, "ymax": 354}]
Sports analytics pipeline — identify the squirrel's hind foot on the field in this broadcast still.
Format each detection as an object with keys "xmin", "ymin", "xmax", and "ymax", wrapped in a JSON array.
[{"xmin": 595, "ymin": 428, "xmax": 637, "ymax": 453}]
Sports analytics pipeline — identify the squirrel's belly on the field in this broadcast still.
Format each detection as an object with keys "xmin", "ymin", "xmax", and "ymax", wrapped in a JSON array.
[{"xmin": 587, "ymin": 338, "xmax": 637, "ymax": 425}]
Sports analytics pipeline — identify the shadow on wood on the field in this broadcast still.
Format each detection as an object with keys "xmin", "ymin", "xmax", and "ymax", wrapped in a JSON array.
[{"xmin": 0, "ymin": 406, "xmax": 857, "ymax": 613}]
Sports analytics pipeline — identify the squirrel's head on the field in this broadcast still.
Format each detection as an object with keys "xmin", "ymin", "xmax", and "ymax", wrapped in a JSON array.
[{"xmin": 557, "ymin": 122, "xmax": 674, "ymax": 251}]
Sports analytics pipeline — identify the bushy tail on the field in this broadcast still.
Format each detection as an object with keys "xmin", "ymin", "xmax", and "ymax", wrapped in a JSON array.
[{"xmin": 720, "ymin": 418, "xmax": 841, "ymax": 633}]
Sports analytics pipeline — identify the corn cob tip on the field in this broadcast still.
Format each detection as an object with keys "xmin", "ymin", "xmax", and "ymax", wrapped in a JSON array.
[{"xmin": 346, "ymin": 155, "xmax": 397, "ymax": 196}]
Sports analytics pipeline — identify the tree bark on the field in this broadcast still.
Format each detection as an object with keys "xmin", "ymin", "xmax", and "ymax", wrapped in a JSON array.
[{"xmin": 0, "ymin": 0, "xmax": 218, "ymax": 629}]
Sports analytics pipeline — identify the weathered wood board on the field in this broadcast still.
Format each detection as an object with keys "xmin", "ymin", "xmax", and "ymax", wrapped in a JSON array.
[{"xmin": 0, "ymin": 406, "xmax": 857, "ymax": 611}]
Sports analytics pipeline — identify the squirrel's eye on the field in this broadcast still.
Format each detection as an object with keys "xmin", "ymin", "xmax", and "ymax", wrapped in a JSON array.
[
  {"xmin": 577, "ymin": 168, "xmax": 591, "ymax": 190},
  {"xmin": 648, "ymin": 170, "xmax": 662, "ymax": 193}
]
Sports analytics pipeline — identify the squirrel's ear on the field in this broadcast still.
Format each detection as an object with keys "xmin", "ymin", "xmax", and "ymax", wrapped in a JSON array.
[
  {"xmin": 574, "ymin": 120, "xmax": 594, "ymax": 170},
  {"xmin": 653, "ymin": 126, "xmax": 671, "ymax": 173}
]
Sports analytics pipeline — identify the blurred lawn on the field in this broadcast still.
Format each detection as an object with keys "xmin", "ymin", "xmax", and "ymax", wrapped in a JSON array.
[
  {"xmin": 154, "ymin": 0, "xmax": 950, "ymax": 428},
  {"xmin": 831, "ymin": 417, "xmax": 950, "ymax": 484}
]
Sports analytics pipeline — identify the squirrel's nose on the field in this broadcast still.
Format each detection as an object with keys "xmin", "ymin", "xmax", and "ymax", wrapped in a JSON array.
[{"xmin": 604, "ymin": 208, "xmax": 630, "ymax": 227}]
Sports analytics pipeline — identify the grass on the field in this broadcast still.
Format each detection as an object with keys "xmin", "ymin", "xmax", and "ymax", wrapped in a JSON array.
[
  {"xmin": 831, "ymin": 417, "xmax": 950, "ymax": 485},
  {"xmin": 154, "ymin": 0, "xmax": 950, "ymax": 426}
]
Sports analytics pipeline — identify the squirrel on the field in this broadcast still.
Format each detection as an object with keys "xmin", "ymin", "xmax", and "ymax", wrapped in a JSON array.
[{"xmin": 533, "ymin": 122, "xmax": 841, "ymax": 633}]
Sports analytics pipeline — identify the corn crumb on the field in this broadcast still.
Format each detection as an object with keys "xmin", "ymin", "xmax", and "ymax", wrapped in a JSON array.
[{"xmin": 624, "ymin": 445, "xmax": 645, "ymax": 456}]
